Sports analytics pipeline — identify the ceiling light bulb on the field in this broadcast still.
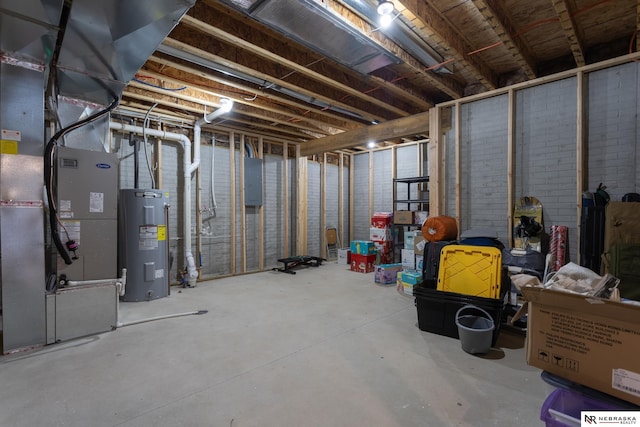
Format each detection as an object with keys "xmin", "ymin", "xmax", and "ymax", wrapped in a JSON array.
[
  {"xmin": 379, "ymin": 13, "xmax": 393, "ymax": 28},
  {"xmin": 367, "ymin": 141, "xmax": 376, "ymax": 148},
  {"xmin": 219, "ymin": 98, "xmax": 233, "ymax": 113},
  {"xmin": 377, "ymin": 0, "xmax": 394, "ymax": 16}
]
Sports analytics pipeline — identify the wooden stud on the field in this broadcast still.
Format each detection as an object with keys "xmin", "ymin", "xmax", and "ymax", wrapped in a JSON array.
[
  {"xmin": 338, "ymin": 152, "xmax": 345, "ymax": 250},
  {"xmin": 283, "ymin": 142, "xmax": 289, "ymax": 258},
  {"xmin": 455, "ymin": 102, "xmax": 461, "ymax": 228},
  {"xmin": 369, "ymin": 149, "xmax": 374, "ymax": 222},
  {"xmin": 229, "ymin": 131, "xmax": 236, "ymax": 274},
  {"xmin": 349, "ymin": 153, "xmax": 355, "ymax": 244},
  {"xmin": 296, "ymin": 145, "xmax": 308, "ymax": 255},
  {"xmin": 240, "ymin": 134, "xmax": 246, "ymax": 273},
  {"xmin": 428, "ymin": 107, "xmax": 442, "ymax": 216},
  {"xmin": 507, "ymin": 89, "xmax": 516, "ymax": 249},
  {"xmin": 576, "ymin": 71, "xmax": 586, "ymax": 264},
  {"xmin": 321, "ymin": 153, "xmax": 327, "ymax": 259}
]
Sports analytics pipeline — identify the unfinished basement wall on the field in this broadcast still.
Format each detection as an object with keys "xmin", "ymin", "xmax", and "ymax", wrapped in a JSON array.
[
  {"xmin": 587, "ymin": 62, "xmax": 640, "ymax": 199},
  {"xmin": 351, "ymin": 144, "xmax": 425, "ymax": 242},
  {"xmin": 373, "ymin": 150, "xmax": 393, "ymax": 213},
  {"xmin": 433, "ymin": 57, "xmax": 640, "ymax": 264},
  {"xmin": 516, "ymin": 78, "xmax": 578, "ymax": 254},
  {"xmin": 353, "ymin": 152, "xmax": 371, "ymax": 240},
  {"xmin": 263, "ymin": 153, "xmax": 285, "ymax": 268},
  {"xmin": 307, "ymin": 161, "xmax": 321, "ymax": 257},
  {"xmin": 325, "ymin": 162, "xmax": 340, "ymax": 242},
  {"xmin": 459, "ymin": 95, "xmax": 510, "ymax": 243}
]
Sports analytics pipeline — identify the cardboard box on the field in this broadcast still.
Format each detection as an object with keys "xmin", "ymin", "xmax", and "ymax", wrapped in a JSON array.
[
  {"xmin": 396, "ymin": 271, "xmax": 405, "ymax": 293},
  {"xmin": 521, "ymin": 286, "xmax": 640, "ymax": 406},
  {"xmin": 350, "ymin": 253, "xmax": 376, "ymax": 273},
  {"xmin": 401, "ymin": 249, "xmax": 415, "ymax": 269},
  {"xmin": 394, "ymin": 210, "xmax": 414, "ymax": 225},
  {"xmin": 350, "ymin": 240, "xmax": 376, "ymax": 255},
  {"xmin": 337, "ymin": 248, "xmax": 351, "ymax": 265},
  {"xmin": 413, "ymin": 235, "xmax": 426, "ymax": 255},
  {"xmin": 403, "ymin": 282, "xmax": 416, "ymax": 296},
  {"xmin": 404, "ymin": 230, "xmax": 421, "ymax": 249},
  {"xmin": 371, "ymin": 212, "xmax": 393, "ymax": 229},
  {"xmin": 401, "ymin": 270, "xmax": 422, "ymax": 285},
  {"xmin": 415, "ymin": 211, "xmax": 428, "ymax": 226},
  {"xmin": 370, "ymin": 227, "xmax": 392, "ymax": 242},
  {"xmin": 374, "ymin": 263, "xmax": 403, "ymax": 285}
]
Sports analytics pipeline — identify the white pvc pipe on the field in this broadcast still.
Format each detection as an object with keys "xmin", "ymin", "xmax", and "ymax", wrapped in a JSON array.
[
  {"xmin": 109, "ymin": 121, "xmax": 199, "ymax": 285},
  {"xmin": 110, "ymin": 101, "xmax": 232, "ymax": 287}
]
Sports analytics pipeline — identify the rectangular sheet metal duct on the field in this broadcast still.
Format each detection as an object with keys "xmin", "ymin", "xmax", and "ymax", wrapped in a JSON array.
[{"xmin": 247, "ymin": 0, "xmax": 401, "ymax": 75}]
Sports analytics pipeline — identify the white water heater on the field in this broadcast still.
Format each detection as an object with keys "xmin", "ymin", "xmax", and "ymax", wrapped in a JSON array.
[{"xmin": 119, "ymin": 189, "xmax": 169, "ymax": 301}]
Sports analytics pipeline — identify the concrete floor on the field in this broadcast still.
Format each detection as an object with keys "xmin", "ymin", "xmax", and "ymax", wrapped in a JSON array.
[{"xmin": 0, "ymin": 262, "xmax": 549, "ymax": 426}]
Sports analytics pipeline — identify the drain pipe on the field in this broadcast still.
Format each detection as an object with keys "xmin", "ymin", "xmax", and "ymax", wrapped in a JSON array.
[
  {"xmin": 109, "ymin": 121, "xmax": 199, "ymax": 285},
  {"xmin": 190, "ymin": 99, "xmax": 234, "ymax": 285}
]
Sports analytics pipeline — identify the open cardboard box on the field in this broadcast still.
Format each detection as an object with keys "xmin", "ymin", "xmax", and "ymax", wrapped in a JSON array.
[{"xmin": 517, "ymin": 285, "xmax": 640, "ymax": 406}]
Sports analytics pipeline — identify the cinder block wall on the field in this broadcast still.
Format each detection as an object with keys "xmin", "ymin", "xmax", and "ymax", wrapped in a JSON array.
[
  {"xmin": 353, "ymin": 153, "xmax": 371, "ymax": 240},
  {"xmin": 307, "ymin": 161, "xmax": 321, "ymax": 257},
  {"xmin": 438, "ymin": 61, "xmax": 639, "ymax": 262},
  {"xmin": 460, "ymin": 95, "xmax": 509, "ymax": 243},
  {"xmin": 587, "ymin": 62, "xmax": 640, "ymax": 200}
]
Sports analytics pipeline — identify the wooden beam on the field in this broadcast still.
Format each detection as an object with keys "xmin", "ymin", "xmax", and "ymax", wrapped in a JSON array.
[
  {"xmin": 576, "ymin": 71, "xmax": 585, "ymax": 264},
  {"xmin": 437, "ymin": 51, "xmax": 640, "ymax": 108},
  {"xmin": 296, "ymin": 145, "xmax": 308, "ymax": 255},
  {"xmin": 454, "ymin": 102, "xmax": 461, "ymax": 224},
  {"xmin": 507, "ymin": 89, "xmax": 516, "ymax": 248},
  {"xmin": 470, "ymin": 0, "xmax": 537, "ymax": 79},
  {"xmin": 146, "ymin": 56, "xmax": 362, "ymax": 131},
  {"xmin": 283, "ymin": 142, "xmax": 290, "ymax": 258},
  {"xmin": 338, "ymin": 152, "xmax": 344, "ymax": 249},
  {"xmin": 258, "ymin": 136, "xmax": 264, "ymax": 271},
  {"xmin": 299, "ymin": 111, "xmax": 430, "ymax": 156},
  {"xmin": 551, "ymin": 0, "xmax": 586, "ymax": 67},
  {"xmin": 240, "ymin": 134, "xmax": 246, "ymax": 273},
  {"xmin": 321, "ymin": 153, "xmax": 327, "ymax": 259},
  {"xmin": 181, "ymin": 15, "xmax": 417, "ymax": 117},
  {"xmin": 428, "ymin": 107, "xmax": 442, "ymax": 215},
  {"xmin": 229, "ymin": 131, "xmax": 236, "ymax": 274},
  {"xmin": 398, "ymin": 0, "xmax": 498, "ymax": 90},
  {"xmin": 161, "ymin": 38, "xmax": 384, "ymax": 124},
  {"xmin": 137, "ymin": 68, "xmax": 348, "ymax": 135}
]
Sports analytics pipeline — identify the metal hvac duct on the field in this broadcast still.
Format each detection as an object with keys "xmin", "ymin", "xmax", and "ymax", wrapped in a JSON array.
[{"xmin": 55, "ymin": 0, "xmax": 196, "ymax": 105}]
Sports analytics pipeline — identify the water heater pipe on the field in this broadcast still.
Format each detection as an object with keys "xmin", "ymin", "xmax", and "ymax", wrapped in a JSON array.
[{"xmin": 109, "ymin": 121, "xmax": 199, "ymax": 285}]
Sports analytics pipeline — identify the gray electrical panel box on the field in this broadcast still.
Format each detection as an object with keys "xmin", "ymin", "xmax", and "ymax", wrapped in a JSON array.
[
  {"xmin": 244, "ymin": 157, "xmax": 263, "ymax": 206},
  {"xmin": 56, "ymin": 146, "xmax": 119, "ymax": 281},
  {"xmin": 119, "ymin": 189, "xmax": 169, "ymax": 302}
]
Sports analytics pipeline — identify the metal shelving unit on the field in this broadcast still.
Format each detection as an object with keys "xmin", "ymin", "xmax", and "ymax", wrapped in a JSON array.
[{"xmin": 392, "ymin": 176, "xmax": 429, "ymax": 263}]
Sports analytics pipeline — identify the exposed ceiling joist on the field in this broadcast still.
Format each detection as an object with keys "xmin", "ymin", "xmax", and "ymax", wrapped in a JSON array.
[
  {"xmin": 398, "ymin": 0, "xmax": 498, "ymax": 90},
  {"xmin": 469, "ymin": 0, "xmax": 537, "ymax": 79},
  {"xmin": 551, "ymin": 0, "xmax": 586, "ymax": 67}
]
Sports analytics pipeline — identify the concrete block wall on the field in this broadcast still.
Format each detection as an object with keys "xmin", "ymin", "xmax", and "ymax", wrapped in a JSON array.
[
  {"xmin": 444, "ymin": 111, "xmax": 457, "ymax": 217},
  {"xmin": 288, "ymin": 158, "xmax": 297, "ymax": 255},
  {"xmin": 325, "ymin": 163, "xmax": 340, "ymax": 247},
  {"xmin": 587, "ymin": 62, "xmax": 640, "ymax": 200},
  {"xmin": 307, "ymin": 161, "xmax": 321, "ymax": 257},
  {"xmin": 515, "ymin": 78, "xmax": 577, "ymax": 256},
  {"xmin": 263, "ymin": 154, "xmax": 285, "ymax": 268},
  {"xmin": 342, "ymin": 166, "xmax": 350, "ymax": 248},
  {"xmin": 396, "ymin": 145, "xmax": 420, "ymax": 205},
  {"xmin": 459, "ymin": 94, "xmax": 509, "ymax": 243},
  {"xmin": 353, "ymin": 153, "xmax": 371, "ymax": 240},
  {"xmin": 373, "ymin": 150, "xmax": 393, "ymax": 213}
]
